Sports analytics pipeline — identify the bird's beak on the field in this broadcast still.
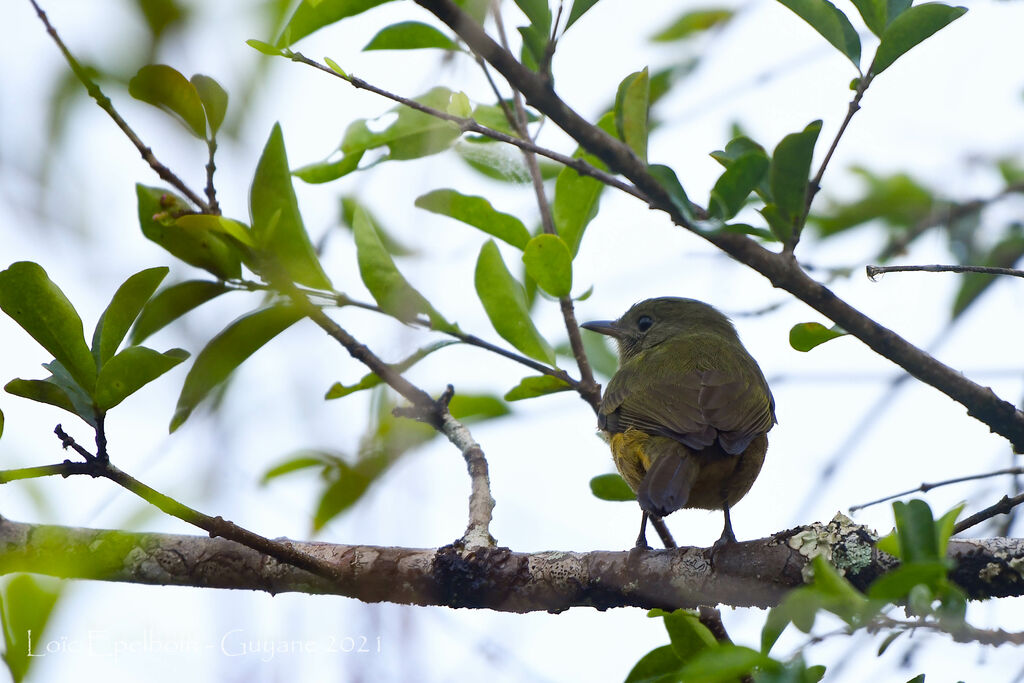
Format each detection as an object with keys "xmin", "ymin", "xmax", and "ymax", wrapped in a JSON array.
[{"xmin": 580, "ymin": 319, "xmax": 624, "ymax": 338}]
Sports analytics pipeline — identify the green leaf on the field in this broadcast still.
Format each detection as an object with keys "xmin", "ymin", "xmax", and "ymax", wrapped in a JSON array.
[
  {"xmin": 246, "ymin": 38, "xmax": 284, "ymax": 56},
  {"xmin": 353, "ymin": 206, "xmax": 452, "ymax": 329},
  {"xmin": 94, "ymin": 346, "xmax": 188, "ymax": 411},
  {"xmin": 92, "ymin": 267, "xmax": 169, "ymax": 367},
  {"xmin": 293, "ymin": 151, "xmax": 364, "ymax": 184},
  {"xmin": 679, "ymin": 644, "xmax": 774, "ymax": 681},
  {"xmin": 324, "ymin": 57, "xmax": 349, "ymax": 78},
  {"xmin": 276, "ymin": 0, "xmax": 396, "ymax": 48},
  {"xmin": 892, "ymin": 499, "xmax": 939, "ymax": 563},
  {"xmin": 325, "ymin": 341, "xmax": 456, "ymax": 399},
  {"xmin": 364, "ymin": 21, "xmax": 458, "ymax": 51},
  {"xmin": 1, "ymin": 575, "xmax": 61, "ymax": 683},
  {"xmin": 131, "ymin": 280, "xmax": 233, "ymax": 344},
  {"xmin": 552, "ymin": 112, "xmax": 616, "ymax": 255},
  {"xmin": 776, "ymin": 0, "xmax": 861, "ymax": 68},
  {"xmin": 614, "ymin": 68, "xmax": 650, "ymax": 161},
  {"xmin": 566, "ymin": 0, "xmax": 601, "ymax": 28},
  {"xmin": 415, "ymin": 189, "xmax": 531, "ymax": 249},
  {"xmin": 0, "ymin": 262, "xmax": 97, "ymax": 393},
  {"xmin": 522, "ymin": 234, "xmax": 572, "ymax": 297},
  {"xmin": 4, "ymin": 378, "xmax": 80, "ymax": 420},
  {"xmin": 171, "ymin": 304, "xmax": 304, "ymax": 431},
  {"xmin": 447, "ymin": 394, "xmax": 511, "ymax": 422},
  {"xmin": 650, "ymin": 8, "xmax": 733, "ymax": 41},
  {"xmin": 711, "ymin": 135, "xmax": 772, "ymax": 202},
  {"xmin": 340, "ymin": 196, "xmax": 415, "ymax": 256},
  {"xmin": 850, "ymin": 0, "xmax": 887, "ymax": 36},
  {"xmin": 624, "ymin": 645, "xmax": 684, "ymax": 683},
  {"xmin": 589, "ymin": 473, "xmax": 635, "ymax": 501},
  {"xmin": 475, "ymin": 241, "xmax": 556, "ymax": 364},
  {"xmin": 41, "ymin": 360, "xmax": 97, "ymax": 425},
  {"xmin": 136, "ymin": 184, "xmax": 242, "ymax": 279},
  {"xmin": 251, "ymin": 123, "xmax": 332, "ymax": 289},
  {"xmin": 648, "ymin": 164, "xmax": 694, "ymax": 222},
  {"xmin": 314, "ymin": 461, "xmax": 375, "ymax": 530},
  {"xmin": 872, "ymin": 3, "xmax": 967, "ymax": 75},
  {"xmin": 867, "ymin": 562, "xmax": 947, "ymax": 601},
  {"xmin": 661, "ymin": 609, "xmax": 719, "ymax": 663},
  {"xmin": 504, "ymin": 374, "xmax": 570, "ymax": 401},
  {"xmin": 341, "ymin": 88, "xmax": 461, "ymax": 161},
  {"xmin": 128, "ymin": 64, "xmax": 208, "ymax": 138},
  {"xmin": 808, "ymin": 166, "xmax": 933, "ymax": 238},
  {"xmin": 515, "ymin": 0, "xmax": 552, "ymax": 29},
  {"xmin": 190, "ymin": 74, "xmax": 228, "ymax": 134},
  {"xmin": 709, "ymin": 150, "xmax": 770, "ymax": 219},
  {"xmin": 934, "ymin": 503, "xmax": 964, "ymax": 557},
  {"xmin": 789, "ymin": 322, "xmax": 847, "ymax": 351},
  {"xmin": 261, "ymin": 452, "xmax": 333, "ymax": 484},
  {"xmin": 771, "ymin": 120, "xmax": 822, "ymax": 229}
]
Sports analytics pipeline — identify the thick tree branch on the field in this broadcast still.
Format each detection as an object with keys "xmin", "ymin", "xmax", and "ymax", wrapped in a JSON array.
[
  {"xmin": 411, "ymin": 0, "xmax": 1024, "ymax": 452},
  {"xmin": 2, "ymin": 515, "xmax": 1023, "ymax": 611}
]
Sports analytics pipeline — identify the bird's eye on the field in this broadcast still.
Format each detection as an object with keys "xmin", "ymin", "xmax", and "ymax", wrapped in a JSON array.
[{"xmin": 636, "ymin": 315, "xmax": 654, "ymax": 332}]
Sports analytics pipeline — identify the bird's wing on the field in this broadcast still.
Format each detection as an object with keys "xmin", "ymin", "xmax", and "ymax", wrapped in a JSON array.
[{"xmin": 601, "ymin": 346, "xmax": 775, "ymax": 455}]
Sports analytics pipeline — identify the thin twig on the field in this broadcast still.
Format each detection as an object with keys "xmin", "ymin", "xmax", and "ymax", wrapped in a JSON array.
[
  {"xmin": 204, "ymin": 136, "xmax": 221, "ymax": 214},
  {"xmin": 488, "ymin": 5, "xmax": 601, "ymax": 414},
  {"xmin": 849, "ymin": 467, "xmax": 1024, "ymax": 513},
  {"xmin": 867, "ymin": 264, "xmax": 1024, "ymax": 280},
  {"xmin": 285, "ymin": 51, "xmax": 646, "ymax": 202},
  {"xmin": 868, "ymin": 615, "xmax": 1024, "ymax": 647},
  {"xmin": 953, "ymin": 492, "xmax": 1024, "ymax": 535},
  {"xmin": 791, "ymin": 74, "xmax": 872, "ymax": 253},
  {"xmin": 45, "ymin": 426, "xmax": 347, "ymax": 582},
  {"xmin": 29, "ymin": 0, "xmax": 210, "ymax": 211}
]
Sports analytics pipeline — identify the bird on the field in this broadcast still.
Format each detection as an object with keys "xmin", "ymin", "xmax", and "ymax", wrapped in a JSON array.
[{"xmin": 582, "ymin": 297, "xmax": 776, "ymax": 550}]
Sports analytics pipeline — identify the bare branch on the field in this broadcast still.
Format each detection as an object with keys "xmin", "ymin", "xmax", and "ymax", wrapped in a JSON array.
[
  {"xmin": 867, "ymin": 264, "xmax": 1024, "ymax": 279},
  {"xmin": 954, "ymin": 492, "xmax": 1024, "ymax": 535},
  {"xmin": 850, "ymin": 468, "xmax": 1024, "ymax": 513}
]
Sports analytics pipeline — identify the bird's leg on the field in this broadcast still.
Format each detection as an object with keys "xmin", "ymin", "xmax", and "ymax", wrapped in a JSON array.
[
  {"xmin": 634, "ymin": 511, "xmax": 652, "ymax": 550},
  {"xmin": 711, "ymin": 504, "xmax": 737, "ymax": 557}
]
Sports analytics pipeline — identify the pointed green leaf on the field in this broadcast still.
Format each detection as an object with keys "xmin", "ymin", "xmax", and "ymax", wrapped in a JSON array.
[
  {"xmin": 709, "ymin": 150, "xmax": 770, "ymax": 219},
  {"xmin": 131, "ymin": 280, "xmax": 233, "ymax": 345},
  {"xmin": 136, "ymin": 185, "xmax": 242, "ymax": 279},
  {"xmin": 190, "ymin": 74, "xmax": 228, "ymax": 134},
  {"xmin": 850, "ymin": 0, "xmax": 887, "ymax": 36},
  {"xmin": 447, "ymin": 394, "xmax": 511, "ymax": 422},
  {"xmin": 294, "ymin": 151, "xmax": 363, "ymax": 184},
  {"xmin": 277, "ymin": 0, "xmax": 397, "ymax": 48},
  {"xmin": 475, "ymin": 241, "xmax": 556, "ymax": 365},
  {"xmin": 553, "ymin": 112, "xmax": 615, "ymax": 255},
  {"xmin": 313, "ymin": 462, "xmax": 374, "ymax": 530},
  {"xmin": 171, "ymin": 304, "xmax": 304, "ymax": 431},
  {"xmin": 589, "ymin": 473, "xmax": 635, "ymax": 501},
  {"xmin": 614, "ymin": 68, "xmax": 650, "ymax": 161},
  {"xmin": 711, "ymin": 135, "xmax": 773, "ymax": 202},
  {"xmin": 92, "ymin": 267, "xmax": 169, "ymax": 367},
  {"xmin": 789, "ymin": 322, "xmax": 847, "ymax": 351},
  {"xmin": 661, "ymin": 609, "xmax": 719, "ymax": 663},
  {"xmin": 566, "ymin": 0, "xmax": 601, "ymax": 28},
  {"xmin": 522, "ymin": 234, "xmax": 572, "ymax": 297},
  {"xmin": 363, "ymin": 21, "xmax": 459, "ymax": 51},
  {"xmin": 1, "ymin": 575, "xmax": 61, "ymax": 683},
  {"xmin": 648, "ymin": 163, "xmax": 695, "ymax": 221},
  {"xmin": 776, "ymin": 0, "xmax": 861, "ymax": 68},
  {"xmin": 353, "ymin": 206, "xmax": 452, "ymax": 329},
  {"xmin": 893, "ymin": 499, "xmax": 940, "ymax": 563},
  {"xmin": 246, "ymin": 39, "xmax": 284, "ymax": 56},
  {"xmin": 503, "ymin": 374, "xmax": 570, "ymax": 400},
  {"xmin": 935, "ymin": 503, "xmax": 964, "ymax": 556},
  {"xmin": 415, "ymin": 189, "xmax": 531, "ymax": 249},
  {"xmin": 679, "ymin": 645, "xmax": 774, "ymax": 681},
  {"xmin": 41, "ymin": 360, "xmax": 97, "ymax": 425},
  {"xmin": 624, "ymin": 645, "xmax": 684, "ymax": 683},
  {"xmin": 95, "ymin": 346, "xmax": 188, "ymax": 411},
  {"xmin": 771, "ymin": 120, "xmax": 822, "ymax": 227},
  {"xmin": 340, "ymin": 88, "xmax": 461, "ymax": 161},
  {"xmin": 651, "ymin": 8, "xmax": 734, "ymax": 41},
  {"xmin": 340, "ymin": 197, "xmax": 415, "ymax": 256},
  {"xmin": 0, "ymin": 262, "xmax": 97, "ymax": 393},
  {"xmin": 261, "ymin": 452, "xmax": 332, "ymax": 484},
  {"xmin": 4, "ymin": 378, "xmax": 80, "ymax": 419},
  {"xmin": 251, "ymin": 123, "xmax": 332, "ymax": 289},
  {"xmin": 128, "ymin": 64, "xmax": 208, "ymax": 138},
  {"xmin": 872, "ymin": 3, "xmax": 967, "ymax": 75}
]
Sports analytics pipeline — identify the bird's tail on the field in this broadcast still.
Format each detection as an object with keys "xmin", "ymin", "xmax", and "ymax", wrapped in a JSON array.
[{"xmin": 637, "ymin": 444, "xmax": 698, "ymax": 517}]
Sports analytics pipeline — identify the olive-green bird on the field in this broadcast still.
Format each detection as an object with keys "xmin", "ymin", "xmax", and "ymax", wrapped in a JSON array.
[{"xmin": 582, "ymin": 297, "xmax": 776, "ymax": 549}]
